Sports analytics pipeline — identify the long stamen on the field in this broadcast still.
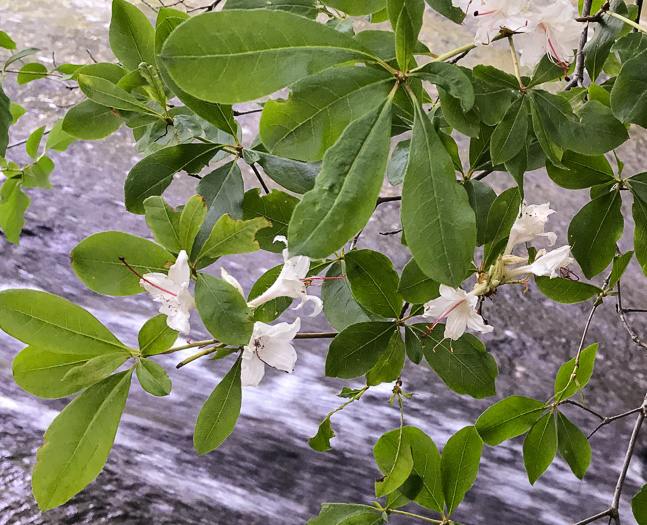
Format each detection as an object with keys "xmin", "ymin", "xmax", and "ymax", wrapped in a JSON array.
[
  {"xmin": 119, "ymin": 256, "xmax": 178, "ymax": 297},
  {"xmin": 548, "ymin": 38, "xmax": 570, "ymax": 76},
  {"xmin": 422, "ymin": 300, "xmax": 467, "ymax": 338}
]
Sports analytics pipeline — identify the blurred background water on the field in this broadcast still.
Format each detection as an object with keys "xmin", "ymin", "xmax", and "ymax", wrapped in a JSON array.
[{"xmin": 1, "ymin": 1, "xmax": 647, "ymax": 523}]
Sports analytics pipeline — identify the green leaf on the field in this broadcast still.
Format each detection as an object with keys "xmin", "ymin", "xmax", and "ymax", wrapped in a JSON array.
[
  {"xmin": 401, "ymin": 102, "xmax": 476, "ymax": 287},
  {"xmin": 0, "ymin": 289, "xmax": 128, "ymax": 355},
  {"xmin": 584, "ymin": 0, "xmax": 626, "ymax": 82},
  {"xmin": 12, "ymin": 347, "xmax": 115, "ymax": 399},
  {"xmin": 32, "ymin": 370, "xmax": 133, "ymax": 510},
  {"xmin": 71, "ymin": 231, "xmax": 174, "ymax": 296},
  {"xmin": 523, "ymin": 412, "xmax": 557, "ymax": 485},
  {"xmin": 529, "ymin": 94, "xmax": 564, "ymax": 166},
  {"xmin": 613, "ymin": 31, "xmax": 647, "ymax": 63},
  {"xmin": 110, "ymin": 0, "xmax": 155, "ymax": 71},
  {"xmin": 138, "ymin": 314, "xmax": 179, "ymax": 356},
  {"xmin": 490, "ymin": 96, "xmax": 529, "ymax": 166},
  {"xmin": 247, "ymin": 264, "xmax": 294, "ymax": 323},
  {"xmin": 77, "ymin": 74, "xmax": 155, "ymax": 114},
  {"xmin": 0, "ymin": 31, "xmax": 16, "ymax": 50},
  {"xmin": 611, "ymin": 48, "xmax": 647, "ymax": 128},
  {"xmin": 556, "ymin": 411, "xmax": 591, "ymax": 480},
  {"xmin": 464, "ymin": 179, "xmax": 497, "ymax": 246},
  {"xmin": 438, "ymin": 86, "xmax": 480, "ymax": 137},
  {"xmin": 10, "ymin": 102, "xmax": 26, "ymax": 125},
  {"xmin": 366, "ymin": 330, "xmax": 405, "ymax": 386},
  {"xmin": 374, "ymin": 429, "xmax": 414, "ymax": 498},
  {"xmin": 607, "ymin": 251, "xmax": 633, "ymax": 290},
  {"xmin": 325, "ymin": 322, "xmax": 396, "ymax": 379},
  {"xmin": 197, "ymin": 215, "xmax": 270, "ymax": 265},
  {"xmin": 528, "ymin": 55, "xmax": 568, "ymax": 87},
  {"xmin": 321, "ymin": 261, "xmax": 383, "ymax": 331},
  {"xmin": 475, "ymin": 396, "xmax": 545, "ymax": 446},
  {"xmin": 194, "ymin": 356, "xmax": 242, "ymax": 455},
  {"xmin": 22, "ymin": 155, "xmax": 54, "ymax": 189},
  {"xmin": 136, "ymin": 358, "xmax": 172, "ymax": 396},
  {"xmin": 193, "ymin": 161, "xmax": 244, "ymax": 255},
  {"xmin": 354, "ymin": 30, "xmax": 429, "ymax": 63},
  {"xmin": 397, "ymin": 257, "xmax": 440, "ymax": 305},
  {"xmin": 259, "ymin": 66, "xmax": 394, "ymax": 162},
  {"xmin": 195, "ymin": 274, "xmax": 254, "ymax": 346},
  {"xmin": 441, "ymin": 426, "xmax": 483, "ymax": 515},
  {"xmin": 73, "ymin": 62, "xmax": 126, "ymax": 83},
  {"xmin": 224, "ymin": 0, "xmax": 319, "ymax": 18},
  {"xmin": 160, "ymin": 10, "xmax": 376, "ymax": 104},
  {"xmin": 322, "ymin": 0, "xmax": 385, "ymax": 15},
  {"xmin": 632, "ymin": 485, "xmax": 647, "ymax": 525},
  {"xmin": 124, "ymin": 143, "xmax": 222, "ymax": 214},
  {"xmin": 62, "ymin": 100, "xmax": 122, "ymax": 140},
  {"xmin": 534, "ymin": 277, "xmax": 602, "ymax": 304},
  {"xmin": 62, "ymin": 353, "xmax": 130, "ymax": 386},
  {"xmin": 345, "ymin": 249, "xmax": 402, "ymax": 318},
  {"xmin": 568, "ymin": 190, "xmax": 624, "ymax": 279},
  {"xmin": 387, "ymin": 0, "xmax": 424, "ymax": 71},
  {"xmin": 248, "ymin": 150, "xmax": 320, "ymax": 194},
  {"xmin": 423, "ymin": 0, "xmax": 464, "ymax": 23},
  {"xmin": 288, "ymin": 99, "xmax": 392, "ymax": 259},
  {"xmin": 242, "ymin": 188, "xmax": 299, "ymax": 253},
  {"xmin": 309, "ymin": 416, "xmax": 336, "ymax": 452},
  {"xmin": 307, "ymin": 504, "xmax": 383, "ymax": 525},
  {"xmin": 417, "ymin": 324, "xmax": 498, "ymax": 399},
  {"xmin": 4, "ymin": 47, "xmax": 39, "ymax": 71},
  {"xmin": 143, "ymin": 196, "xmax": 182, "ymax": 252},
  {"xmin": 633, "ymin": 195, "xmax": 647, "ymax": 277},
  {"xmin": 404, "ymin": 326, "xmax": 424, "ymax": 364},
  {"xmin": 412, "ymin": 62, "xmax": 475, "ymax": 111},
  {"xmin": 179, "ymin": 194, "xmax": 207, "ymax": 252},
  {"xmin": 45, "ymin": 119, "xmax": 76, "ymax": 152},
  {"xmin": 387, "ymin": 139, "xmax": 409, "ymax": 185},
  {"xmin": 554, "ymin": 343, "xmax": 598, "ymax": 401},
  {"xmin": 546, "ymin": 152, "xmax": 615, "ymax": 190},
  {"xmin": 16, "ymin": 62, "xmax": 48, "ymax": 85},
  {"xmin": 0, "ymin": 178, "xmax": 29, "ymax": 244}
]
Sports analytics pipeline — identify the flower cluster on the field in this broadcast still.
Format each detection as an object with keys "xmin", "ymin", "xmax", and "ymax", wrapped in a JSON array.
[
  {"xmin": 422, "ymin": 202, "xmax": 574, "ymax": 342},
  {"xmin": 453, "ymin": 0, "xmax": 582, "ymax": 68}
]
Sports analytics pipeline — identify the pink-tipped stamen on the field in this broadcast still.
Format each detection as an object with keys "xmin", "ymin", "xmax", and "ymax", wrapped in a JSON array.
[
  {"xmin": 548, "ymin": 38, "xmax": 570, "ymax": 76},
  {"xmin": 422, "ymin": 299, "xmax": 467, "ymax": 338},
  {"xmin": 119, "ymin": 256, "xmax": 178, "ymax": 297}
]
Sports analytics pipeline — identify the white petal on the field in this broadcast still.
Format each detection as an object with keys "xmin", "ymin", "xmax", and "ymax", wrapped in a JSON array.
[
  {"xmin": 220, "ymin": 267, "xmax": 245, "ymax": 297},
  {"xmin": 241, "ymin": 348, "xmax": 266, "ymax": 387},
  {"xmin": 141, "ymin": 273, "xmax": 180, "ymax": 298},
  {"xmin": 444, "ymin": 307, "xmax": 469, "ymax": 340},
  {"xmin": 258, "ymin": 342, "xmax": 297, "ymax": 373},
  {"xmin": 168, "ymin": 250, "xmax": 191, "ymax": 285},
  {"xmin": 166, "ymin": 309, "xmax": 191, "ymax": 334},
  {"xmin": 294, "ymin": 292, "xmax": 323, "ymax": 317},
  {"xmin": 466, "ymin": 309, "xmax": 494, "ymax": 334},
  {"xmin": 273, "ymin": 235, "xmax": 288, "ymax": 247}
]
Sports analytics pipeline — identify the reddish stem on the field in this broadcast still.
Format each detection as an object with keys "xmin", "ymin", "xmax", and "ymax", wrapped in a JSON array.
[{"xmin": 119, "ymin": 257, "xmax": 177, "ymax": 297}]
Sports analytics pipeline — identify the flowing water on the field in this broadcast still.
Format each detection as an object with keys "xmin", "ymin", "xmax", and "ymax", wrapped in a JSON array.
[{"xmin": 1, "ymin": 2, "xmax": 647, "ymax": 524}]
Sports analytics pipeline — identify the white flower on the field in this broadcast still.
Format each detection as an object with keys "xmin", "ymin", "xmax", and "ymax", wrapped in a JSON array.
[
  {"xmin": 246, "ymin": 236, "xmax": 323, "ymax": 316},
  {"xmin": 241, "ymin": 318, "xmax": 301, "ymax": 387},
  {"xmin": 506, "ymin": 245, "xmax": 575, "ymax": 279},
  {"xmin": 518, "ymin": 0, "xmax": 582, "ymax": 68},
  {"xmin": 453, "ymin": 0, "xmax": 533, "ymax": 45},
  {"xmin": 140, "ymin": 250, "xmax": 196, "ymax": 334},
  {"xmin": 220, "ymin": 267, "xmax": 245, "ymax": 296},
  {"xmin": 505, "ymin": 202, "xmax": 557, "ymax": 255},
  {"xmin": 422, "ymin": 285, "xmax": 493, "ymax": 341}
]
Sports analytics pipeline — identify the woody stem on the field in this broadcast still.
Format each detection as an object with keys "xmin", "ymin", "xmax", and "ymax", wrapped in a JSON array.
[
  {"xmin": 508, "ymin": 36, "xmax": 525, "ymax": 90},
  {"xmin": 294, "ymin": 332, "xmax": 338, "ymax": 339},
  {"xmin": 161, "ymin": 338, "xmax": 219, "ymax": 354},
  {"xmin": 176, "ymin": 343, "xmax": 227, "ymax": 369}
]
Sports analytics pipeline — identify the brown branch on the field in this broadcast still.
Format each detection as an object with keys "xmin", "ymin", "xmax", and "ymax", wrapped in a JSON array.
[
  {"xmin": 567, "ymin": 0, "xmax": 597, "ymax": 90},
  {"xmin": 250, "ymin": 163, "xmax": 270, "ymax": 194},
  {"xmin": 294, "ymin": 332, "xmax": 337, "ymax": 339},
  {"xmin": 616, "ymin": 280, "xmax": 647, "ymax": 350}
]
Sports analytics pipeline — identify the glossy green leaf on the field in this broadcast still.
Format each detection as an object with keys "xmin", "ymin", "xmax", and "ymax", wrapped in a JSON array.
[
  {"xmin": 196, "ymin": 215, "xmax": 270, "ymax": 264},
  {"xmin": 73, "ymin": 62, "xmax": 126, "ymax": 83},
  {"xmin": 613, "ymin": 31, "xmax": 647, "ymax": 63},
  {"xmin": 32, "ymin": 370, "xmax": 133, "ymax": 510},
  {"xmin": 124, "ymin": 143, "xmax": 222, "ymax": 214},
  {"xmin": 475, "ymin": 396, "xmax": 545, "ymax": 446},
  {"xmin": 224, "ymin": 0, "xmax": 319, "ymax": 18},
  {"xmin": 556, "ymin": 411, "xmax": 591, "ymax": 480},
  {"xmin": 288, "ymin": 99, "xmax": 392, "ymax": 259},
  {"xmin": 325, "ymin": 322, "xmax": 396, "ymax": 379},
  {"xmin": 138, "ymin": 314, "xmax": 179, "ymax": 356},
  {"xmin": 309, "ymin": 416, "xmax": 336, "ymax": 452},
  {"xmin": 71, "ymin": 231, "xmax": 174, "ymax": 296},
  {"xmin": 10, "ymin": 102, "xmax": 25, "ymax": 125},
  {"xmin": 16, "ymin": 62, "xmax": 48, "ymax": 85},
  {"xmin": 366, "ymin": 330, "xmax": 405, "ymax": 386},
  {"xmin": 322, "ymin": 0, "xmax": 385, "ymax": 15},
  {"xmin": 632, "ymin": 485, "xmax": 647, "ymax": 525},
  {"xmin": 417, "ymin": 324, "xmax": 498, "ymax": 399},
  {"xmin": 307, "ymin": 504, "xmax": 383, "ymax": 525},
  {"xmin": 374, "ymin": 428, "xmax": 414, "ymax": 497},
  {"xmin": 345, "ymin": 249, "xmax": 402, "ymax": 318},
  {"xmin": 179, "ymin": 194, "xmax": 207, "ymax": 251},
  {"xmin": 77, "ymin": 75, "xmax": 155, "ymax": 116},
  {"xmin": 441, "ymin": 426, "xmax": 483, "ymax": 515},
  {"xmin": 22, "ymin": 155, "xmax": 54, "ymax": 189},
  {"xmin": 464, "ymin": 179, "xmax": 497, "ymax": 246},
  {"xmin": 143, "ymin": 196, "xmax": 182, "ymax": 252},
  {"xmin": 45, "ymin": 119, "xmax": 76, "ymax": 152},
  {"xmin": 607, "ymin": 251, "xmax": 633, "ymax": 290},
  {"xmin": 528, "ymin": 55, "xmax": 568, "ymax": 87},
  {"xmin": 584, "ymin": 0, "xmax": 626, "ymax": 82},
  {"xmin": 387, "ymin": 0, "xmax": 424, "ymax": 71},
  {"xmin": 397, "ymin": 257, "xmax": 440, "ymax": 305},
  {"xmin": 412, "ymin": 62, "xmax": 475, "ymax": 112},
  {"xmin": 0, "ymin": 178, "xmax": 29, "ymax": 244},
  {"xmin": 554, "ymin": 343, "xmax": 598, "ymax": 401},
  {"xmin": 136, "ymin": 358, "xmax": 172, "ymax": 396},
  {"xmin": 401, "ymin": 102, "xmax": 476, "ymax": 287},
  {"xmin": 194, "ymin": 356, "xmax": 242, "ymax": 455},
  {"xmin": 4, "ymin": 47, "xmax": 39, "ymax": 71},
  {"xmin": 110, "ymin": 0, "xmax": 156, "ymax": 71},
  {"xmin": 611, "ymin": 48, "xmax": 647, "ymax": 128},
  {"xmin": 354, "ymin": 30, "xmax": 429, "ymax": 63},
  {"xmin": 160, "ymin": 10, "xmax": 376, "ymax": 104},
  {"xmin": 438, "ymin": 86, "xmax": 480, "ymax": 137},
  {"xmin": 242, "ymin": 188, "xmax": 299, "ymax": 253},
  {"xmin": 0, "ymin": 31, "xmax": 16, "ymax": 50},
  {"xmin": 0, "ymin": 289, "xmax": 128, "ymax": 355},
  {"xmin": 546, "ymin": 152, "xmax": 615, "ymax": 190},
  {"xmin": 248, "ymin": 264, "xmax": 294, "ymax": 323},
  {"xmin": 386, "ymin": 139, "xmax": 409, "ymax": 185},
  {"xmin": 404, "ymin": 326, "xmax": 424, "ymax": 364},
  {"xmin": 62, "ymin": 352, "xmax": 130, "ymax": 386},
  {"xmin": 534, "ymin": 277, "xmax": 602, "ymax": 304},
  {"xmin": 423, "ymin": 0, "xmax": 464, "ymax": 22},
  {"xmin": 248, "ymin": 150, "xmax": 320, "ymax": 194},
  {"xmin": 260, "ymin": 66, "xmax": 394, "ymax": 162},
  {"xmin": 490, "ymin": 96, "xmax": 529, "ymax": 166},
  {"xmin": 568, "ymin": 190, "xmax": 624, "ymax": 279},
  {"xmin": 195, "ymin": 274, "xmax": 254, "ymax": 346},
  {"xmin": 633, "ymin": 195, "xmax": 647, "ymax": 278},
  {"xmin": 62, "ymin": 100, "xmax": 122, "ymax": 140},
  {"xmin": 523, "ymin": 412, "xmax": 557, "ymax": 485}
]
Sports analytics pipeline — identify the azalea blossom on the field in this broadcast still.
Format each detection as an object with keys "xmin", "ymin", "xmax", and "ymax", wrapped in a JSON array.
[
  {"xmin": 453, "ymin": 0, "xmax": 533, "ymax": 45},
  {"xmin": 140, "ymin": 250, "xmax": 196, "ymax": 334},
  {"xmin": 220, "ymin": 267, "xmax": 245, "ymax": 296},
  {"xmin": 246, "ymin": 236, "xmax": 323, "ymax": 316},
  {"xmin": 505, "ymin": 202, "xmax": 557, "ymax": 255},
  {"xmin": 241, "ymin": 318, "xmax": 301, "ymax": 387},
  {"xmin": 505, "ymin": 245, "xmax": 575, "ymax": 280},
  {"xmin": 518, "ymin": 0, "xmax": 582, "ymax": 68},
  {"xmin": 422, "ymin": 285, "xmax": 493, "ymax": 341}
]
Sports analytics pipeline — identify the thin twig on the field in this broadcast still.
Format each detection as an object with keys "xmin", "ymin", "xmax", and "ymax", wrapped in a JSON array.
[
  {"xmin": 616, "ymin": 280, "xmax": 647, "ymax": 350},
  {"xmin": 567, "ymin": 0, "xmax": 595, "ymax": 89},
  {"xmin": 376, "ymin": 195, "xmax": 401, "ymax": 205},
  {"xmin": 233, "ymin": 108, "xmax": 263, "ymax": 116},
  {"xmin": 587, "ymin": 407, "xmax": 644, "ymax": 439},
  {"xmin": 294, "ymin": 332, "xmax": 337, "ymax": 339},
  {"xmin": 636, "ymin": 0, "xmax": 644, "ymax": 26},
  {"xmin": 250, "ymin": 163, "xmax": 270, "ymax": 194},
  {"xmin": 379, "ymin": 228, "xmax": 402, "ymax": 236},
  {"xmin": 473, "ymin": 169, "xmax": 494, "ymax": 181},
  {"xmin": 620, "ymin": 308, "xmax": 647, "ymax": 314},
  {"xmin": 85, "ymin": 49, "xmax": 98, "ymax": 63},
  {"xmin": 7, "ymin": 130, "xmax": 51, "ymax": 150}
]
